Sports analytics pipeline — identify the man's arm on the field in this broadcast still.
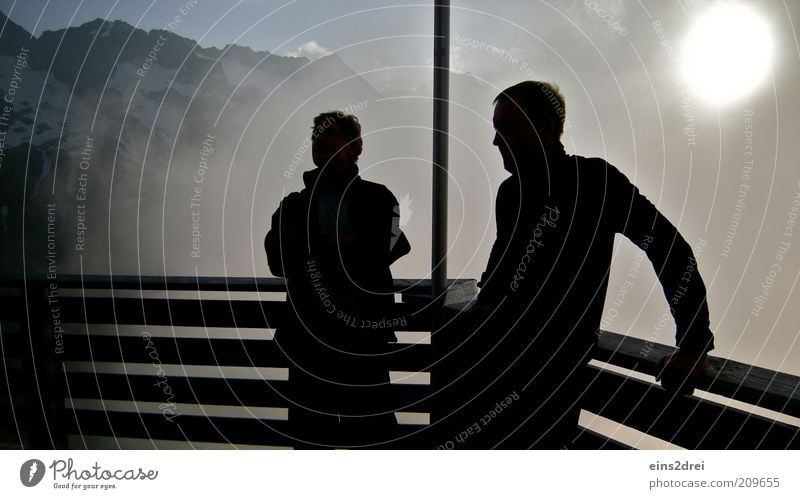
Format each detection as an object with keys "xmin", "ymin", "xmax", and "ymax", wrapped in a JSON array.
[
  {"xmin": 476, "ymin": 178, "xmax": 520, "ymax": 307},
  {"xmin": 608, "ymin": 164, "xmax": 714, "ymax": 392},
  {"xmin": 265, "ymin": 194, "xmax": 305, "ymax": 278}
]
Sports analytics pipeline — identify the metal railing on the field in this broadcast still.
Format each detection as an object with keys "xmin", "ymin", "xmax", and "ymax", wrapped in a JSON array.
[{"xmin": 1, "ymin": 275, "xmax": 798, "ymax": 449}]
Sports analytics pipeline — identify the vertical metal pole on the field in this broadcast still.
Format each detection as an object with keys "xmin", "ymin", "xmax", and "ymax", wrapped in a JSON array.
[{"xmin": 432, "ymin": 0, "xmax": 450, "ymax": 298}]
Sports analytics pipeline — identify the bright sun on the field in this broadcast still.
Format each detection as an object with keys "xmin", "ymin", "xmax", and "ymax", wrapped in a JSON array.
[{"xmin": 681, "ymin": 3, "xmax": 773, "ymax": 105}]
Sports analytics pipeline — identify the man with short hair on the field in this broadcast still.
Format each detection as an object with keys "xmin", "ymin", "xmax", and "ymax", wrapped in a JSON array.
[
  {"xmin": 438, "ymin": 81, "xmax": 714, "ymax": 449},
  {"xmin": 265, "ymin": 111, "xmax": 410, "ymax": 448}
]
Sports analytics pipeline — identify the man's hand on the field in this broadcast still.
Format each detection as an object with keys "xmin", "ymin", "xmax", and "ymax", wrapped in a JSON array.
[{"xmin": 655, "ymin": 350, "xmax": 709, "ymax": 395}]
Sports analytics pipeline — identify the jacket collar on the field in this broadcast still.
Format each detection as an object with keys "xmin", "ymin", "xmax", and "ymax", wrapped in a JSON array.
[{"xmin": 302, "ymin": 163, "xmax": 360, "ymax": 191}]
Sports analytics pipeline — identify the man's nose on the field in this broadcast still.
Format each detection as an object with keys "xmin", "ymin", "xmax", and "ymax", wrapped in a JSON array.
[{"xmin": 493, "ymin": 132, "xmax": 501, "ymax": 146}]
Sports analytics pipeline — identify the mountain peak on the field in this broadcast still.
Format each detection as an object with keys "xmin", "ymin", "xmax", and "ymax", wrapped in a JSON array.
[{"xmin": 0, "ymin": 9, "xmax": 34, "ymax": 56}]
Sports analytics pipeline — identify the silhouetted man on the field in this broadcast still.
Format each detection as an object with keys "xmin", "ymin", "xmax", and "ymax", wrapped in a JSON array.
[
  {"xmin": 437, "ymin": 81, "xmax": 714, "ymax": 449},
  {"xmin": 265, "ymin": 111, "xmax": 410, "ymax": 448}
]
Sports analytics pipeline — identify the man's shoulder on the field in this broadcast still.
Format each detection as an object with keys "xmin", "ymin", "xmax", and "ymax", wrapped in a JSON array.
[
  {"xmin": 571, "ymin": 155, "xmax": 629, "ymax": 185},
  {"xmin": 353, "ymin": 177, "xmax": 396, "ymax": 201},
  {"xmin": 276, "ymin": 190, "xmax": 307, "ymax": 212},
  {"xmin": 282, "ymin": 190, "xmax": 306, "ymax": 203},
  {"xmin": 571, "ymin": 154, "xmax": 618, "ymax": 171},
  {"xmin": 355, "ymin": 177, "xmax": 391, "ymax": 191}
]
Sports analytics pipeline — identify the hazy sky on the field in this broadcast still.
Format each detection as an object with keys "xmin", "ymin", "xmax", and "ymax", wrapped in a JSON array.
[
  {"xmin": 0, "ymin": 0, "xmax": 433, "ymax": 60},
  {"xmin": 3, "ymin": 0, "xmax": 799, "ymax": 379}
]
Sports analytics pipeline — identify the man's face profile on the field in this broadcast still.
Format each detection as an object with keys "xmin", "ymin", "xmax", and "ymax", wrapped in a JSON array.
[{"xmin": 492, "ymin": 97, "xmax": 555, "ymax": 175}]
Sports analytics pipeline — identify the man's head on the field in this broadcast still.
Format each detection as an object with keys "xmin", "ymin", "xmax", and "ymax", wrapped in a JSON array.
[
  {"xmin": 311, "ymin": 111, "xmax": 363, "ymax": 174},
  {"xmin": 492, "ymin": 81, "xmax": 566, "ymax": 174}
]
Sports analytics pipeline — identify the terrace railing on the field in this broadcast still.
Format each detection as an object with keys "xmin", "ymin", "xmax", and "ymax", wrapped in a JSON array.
[{"xmin": 1, "ymin": 275, "xmax": 798, "ymax": 449}]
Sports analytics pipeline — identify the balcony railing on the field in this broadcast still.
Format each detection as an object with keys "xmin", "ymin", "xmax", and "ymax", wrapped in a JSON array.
[{"xmin": 1, "ymin": 275, "xmax": 798, "ymax": 449}]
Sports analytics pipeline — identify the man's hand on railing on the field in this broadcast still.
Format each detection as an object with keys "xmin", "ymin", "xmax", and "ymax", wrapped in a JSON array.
[{"xmin": 655, "ymin": 350, "xmax": 709, "ymax": 396}]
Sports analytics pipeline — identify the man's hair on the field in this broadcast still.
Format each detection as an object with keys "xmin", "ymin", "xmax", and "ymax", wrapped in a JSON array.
[
  {"xmin": 493, "ymin": 81, "xmax": 566, "ymax": 137},
  {"xmin": 311, "ymin": 111, "xmax": 362, "ymax": 145}
]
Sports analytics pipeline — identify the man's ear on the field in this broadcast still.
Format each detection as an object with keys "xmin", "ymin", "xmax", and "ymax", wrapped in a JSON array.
[
  {"xmin": 535, "ymin": 119, "xmax": 558, "ymax": 144},
  {"xmin": 529, "ymin": 119, "xmax": 556, "ymax": 142}
]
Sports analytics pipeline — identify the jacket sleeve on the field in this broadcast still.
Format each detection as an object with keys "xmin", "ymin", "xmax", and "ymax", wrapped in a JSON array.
[
  {"xmin": 477, "ymin": 178, "xmax": 519, "ymax": 303},
  {"xmin": 265, "ymin": 194, "xmax": 306, "ymax": 278},
  {"xmin": 607, "ymin": 163, "xmax": 714, "ymax": 355}
]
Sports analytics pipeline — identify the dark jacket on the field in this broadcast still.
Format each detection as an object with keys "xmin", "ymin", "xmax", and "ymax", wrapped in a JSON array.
[
  {"xmin": 434, "ymin": 151, "xmax": 715, "ymax": 448},
  {"xmin": 476, "ymin": 152, "xmax": 714, "ymax": 371},
  {"xmin": 265, "ymin": 167, "xmax": 411, "ymax": 352}
]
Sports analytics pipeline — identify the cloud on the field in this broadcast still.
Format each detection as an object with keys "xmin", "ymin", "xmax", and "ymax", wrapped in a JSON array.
[{"xmin": 287, "ymin": 41, "xmax": 331, "ymax": 60}]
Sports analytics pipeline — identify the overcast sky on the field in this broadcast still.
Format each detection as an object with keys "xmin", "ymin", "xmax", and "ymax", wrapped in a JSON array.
[{"xmin": 3, "ymin": 0, "xmax": 799, "ymax": 379}]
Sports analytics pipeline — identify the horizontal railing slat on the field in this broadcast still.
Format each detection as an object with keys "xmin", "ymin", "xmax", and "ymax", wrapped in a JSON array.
[
  {"xmin": 64, "ymin": 373, "xmax": 431, "ymax": 412},
  {"xmin": 67, "ymin": 410, "xmax": 297, "ymax": 448},
  {"xmin": 571, "ymin": 427, "xmax": 633, "ymax": 450},
  {"xmin": 67, "ymin": 410, "xmax": 430, "ymax": 449},
  {"xmin": 61, "ymin": 298, "xmax": 285, "ymax": 328},
  {"xmin": 583, "ymin": 366, "xmax": 800, "ymax": 449},
  {"xmin": 60, "ymin": 335, "xmax": 432, "ymax": 373},
  {"xmin": 59, "ymin": 297, "xmax": 432, "ymax": 331},
  {"xmin": 596, "ymin": 330, "xmax": 800, "ymax": 419},
  {"xmin": 8, "ymin": 275, "xmax": 470, "ymax": 293}
]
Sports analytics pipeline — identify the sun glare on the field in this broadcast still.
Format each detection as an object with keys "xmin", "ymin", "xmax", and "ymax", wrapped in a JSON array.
[{"xmin": 681, "ymin": 3, "xmax": 773, "ymax": 105}]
